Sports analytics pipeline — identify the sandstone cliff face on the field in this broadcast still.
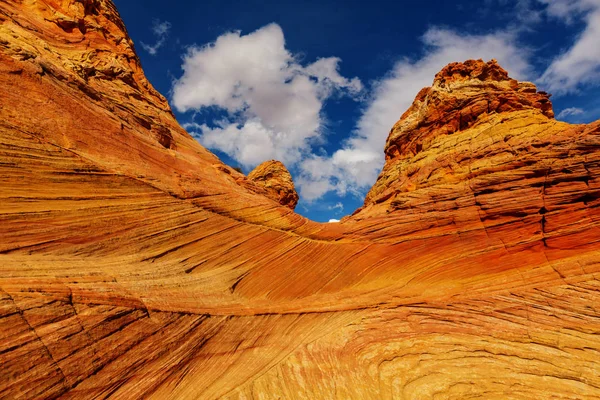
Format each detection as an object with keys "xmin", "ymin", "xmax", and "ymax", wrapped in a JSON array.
[
  {"xmin": 363, "ymin": 59, "xmax": 555, "ymax": 208},
  {"xmin": 1, "ymin": 2, "xmax": 600, "ymax": 399},
  {"xmin": 353, "ymin": 60, "xmax": 600, "ymax": 253},
  {"xmin": 247, "ymin": 160, "xmax": 299, "ymax": 209}
]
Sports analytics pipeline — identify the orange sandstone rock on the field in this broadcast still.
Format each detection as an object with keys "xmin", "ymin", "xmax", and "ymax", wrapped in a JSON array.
[
  {"xmin": 383, "ymin": 59, "xmax": 553, "ymax": 162},
  {"xmin": 1, "ymin": 2, "xmax": 600, "ymax": 399},
  {"xmin": 247, "ymin": 160, "xmax": 299, "ymax": 209}
]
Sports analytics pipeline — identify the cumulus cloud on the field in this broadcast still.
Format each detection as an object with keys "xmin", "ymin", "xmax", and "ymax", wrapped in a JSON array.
[
  {"xmin": 141, "ymin": 19, "xmax": 172, "ymax": 56},
  {"xmin": 172, "ymin": 23, "xmax": 362, "ymax": 168},
  {"xmin": 328, "ymin": 219, "xmax": 340, "ymax": 223},
  {"xmin": 173, "ymin": 23, "xmax": 543, "ymax": 204},
  {"xmin": 557, "ymin": 107, "xmax": 585, "ymax": 119},
  {"xmin": 297, "ymin": 27, "xmax": 531, "ymax": 201},
  {"xmin": 538, "ymin": 0, "xmax": 600, "ymax": 93}
]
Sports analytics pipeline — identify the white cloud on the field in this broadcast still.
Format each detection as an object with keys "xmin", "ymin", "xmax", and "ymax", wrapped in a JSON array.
[
  {"xmin": 328, "ymin": 202, "xmax": 344, "ymax": 212},
  {"xmin": 538, "ymin": 0, "xmax": 600, "ymax": 94},
  {"xmin": 304, "ymin": 57, "xmax": 363, "ymax": 98},
  {"xmin": 298, "ymin": 27, "xmax": 531, "ymax": 201},
  {"xmin": 557, "ymin": 107, "xmax": 585, "ymax": 119},
  {"xmin": 328, "ymin": 219, "xmax": 340, "ymax": 223},
  {"xmin": 295, "ymin": 172, "xmax": 337, "ymax": 202},
  {"xmin": 173, "ymin": 23, "xmax": 546, "ymax": 204},
  {"xmin": 193, "ymin": 120, "xmax": 284, "ymax": 166},
  {"xmin": 172, "ymin": 23, "xmax": 362, "ymax": 168},
  {"xmin": 141, "ymin": 19, "xmax": 171, "ymax": 56},
  {"xmin": 538, "ymin": 0, "xmax": 600, "ymax": 21}
]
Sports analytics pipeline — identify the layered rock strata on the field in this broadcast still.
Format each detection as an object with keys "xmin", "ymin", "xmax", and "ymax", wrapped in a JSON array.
[{"xmin": 1, "ymin": 2, "xmax": 600, "ymax": 399}]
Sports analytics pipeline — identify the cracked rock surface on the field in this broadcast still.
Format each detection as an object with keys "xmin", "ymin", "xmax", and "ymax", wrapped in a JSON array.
[{"xmin": 1, "ymin": 2, "xmax": 600, "ymax": 399}]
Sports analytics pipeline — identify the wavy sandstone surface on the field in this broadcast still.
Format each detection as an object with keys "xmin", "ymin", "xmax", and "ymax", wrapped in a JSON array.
[{"xmin": 1, "ymin": 1, "xmax": 600, "ymax": 399}]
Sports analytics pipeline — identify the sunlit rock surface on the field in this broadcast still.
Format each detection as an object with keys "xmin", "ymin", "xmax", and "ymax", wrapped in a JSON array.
[
  {"xmin": 247, "ymin": 160, "xmax": 299, "ymax": 209},
  {"xmin": 1, "ymin": 1, "xmax": 600, "ymax": 399}
]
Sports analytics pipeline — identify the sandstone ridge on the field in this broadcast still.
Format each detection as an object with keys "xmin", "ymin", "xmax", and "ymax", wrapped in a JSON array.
[{"xmin": 1, "ymin": 1, "xmax": 600, "ymax": 399}]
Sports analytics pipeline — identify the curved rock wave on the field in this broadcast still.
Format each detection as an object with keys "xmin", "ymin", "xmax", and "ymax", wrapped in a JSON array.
[{"xmin": 1, "ymin": 1, "xmax": 600, "ymax": 399}]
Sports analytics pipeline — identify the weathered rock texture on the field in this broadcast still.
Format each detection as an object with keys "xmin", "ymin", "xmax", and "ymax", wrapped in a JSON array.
[
  {"xmin": 1, "ymin": 2, "xmax": 600, "ymax": 399},
  {"xmin": 247, "ymin": 160, "xmax": 299, "ymax": 209}
]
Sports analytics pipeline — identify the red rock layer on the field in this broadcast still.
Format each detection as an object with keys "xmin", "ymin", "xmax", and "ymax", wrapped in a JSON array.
[{"xmin": 1, "ymin": 2, "xmax": 600, "ymax": 399}]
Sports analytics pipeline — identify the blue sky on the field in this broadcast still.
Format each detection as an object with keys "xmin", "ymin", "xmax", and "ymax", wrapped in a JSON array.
[{"xmin": 114, "ymin": 0, "xmax": 600, "ymax": 222}]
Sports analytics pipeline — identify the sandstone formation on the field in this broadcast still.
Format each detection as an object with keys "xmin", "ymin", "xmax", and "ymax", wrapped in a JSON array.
[
  {"xmin": 247, "ymin": 160, "xmax": 299, "ymax": 209},
  {"xmin": 1, "ymin": 1, "xmax": 600, "ymax": 399}
]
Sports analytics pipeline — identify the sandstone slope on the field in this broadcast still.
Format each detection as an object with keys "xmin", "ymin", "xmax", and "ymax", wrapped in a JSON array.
[{"xmin": 1, "ymin": 2, "xmax": 600, "ymax": 399}]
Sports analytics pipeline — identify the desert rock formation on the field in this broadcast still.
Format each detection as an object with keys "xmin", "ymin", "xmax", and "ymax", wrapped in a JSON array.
[
  {"xmin": 247, "ymin": 160, "xmax": 299, "ymax": 209},
  {"xmin": 1, "ymin": 1, "xmax": 600, "ymax": 399}
]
